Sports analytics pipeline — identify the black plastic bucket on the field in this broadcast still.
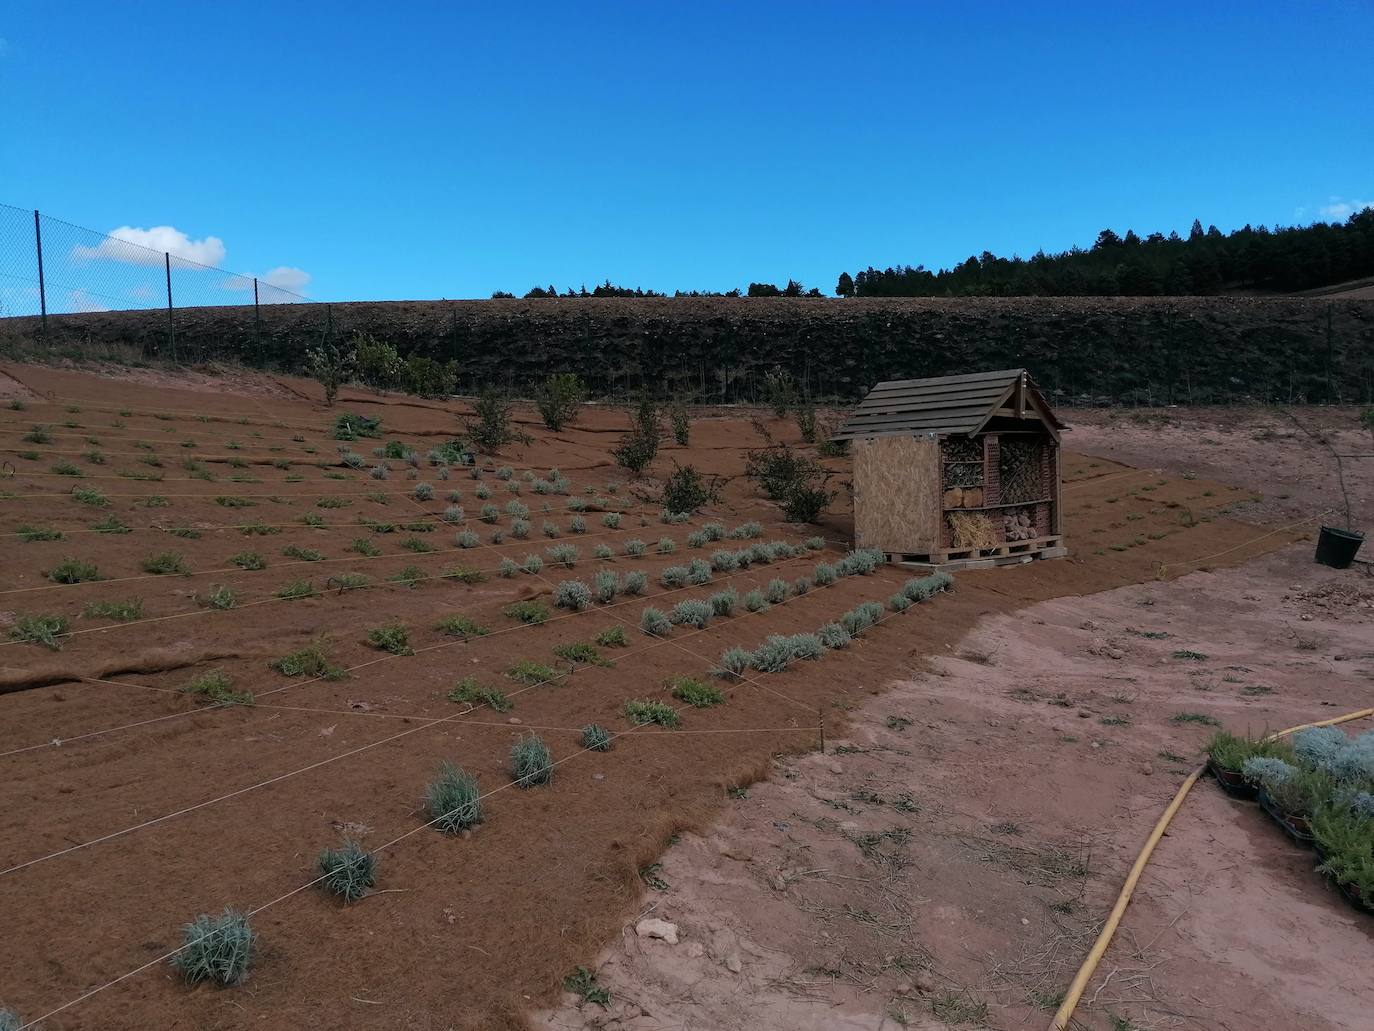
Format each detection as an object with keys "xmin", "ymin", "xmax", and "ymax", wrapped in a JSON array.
[{"xmin": 1314, "ymin": 526, "xmax": 1364, "ymax": 569}]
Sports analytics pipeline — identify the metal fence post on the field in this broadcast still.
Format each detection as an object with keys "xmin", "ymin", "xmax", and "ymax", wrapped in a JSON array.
[
  {"xmin": 33, "ymin": 210, "xmax": 47, "ymax": 333},
  {"xmin": 253, "ymin": 277, "xmax": 261, "ymax": 365},
  {"xmin": 164, "ymin": 252, "xmax": 176, "ymax": 362}
]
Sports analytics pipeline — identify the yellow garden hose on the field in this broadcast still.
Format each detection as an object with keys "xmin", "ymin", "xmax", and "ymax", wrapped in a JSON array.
[{"xmin": 1050, "ymin": 707, "xmax": 1374, "ymax": 1030}]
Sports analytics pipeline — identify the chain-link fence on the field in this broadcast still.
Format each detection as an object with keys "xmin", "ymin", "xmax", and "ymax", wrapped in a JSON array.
[{"xmin": 0, "ymin": 202, "xmax": 311, "ymax": 362}]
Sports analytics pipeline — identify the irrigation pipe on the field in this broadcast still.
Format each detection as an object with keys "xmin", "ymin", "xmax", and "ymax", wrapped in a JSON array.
[{"xmin": 1049, "ymin": 707, "xmax": 1374, "ymax": 1031}]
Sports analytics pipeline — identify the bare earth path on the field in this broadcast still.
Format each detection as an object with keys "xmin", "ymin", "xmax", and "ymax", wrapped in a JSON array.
[{"xmin": 541, "ymin": 547, "xmax": 1374, "ymax": 1031}]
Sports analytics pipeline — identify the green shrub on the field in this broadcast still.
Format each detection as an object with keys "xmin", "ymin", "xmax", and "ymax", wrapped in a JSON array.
[
  {"xmin": 750, "ymin": 634, "xmax": 794, "ymax": 672},
  {"xmin": 83, "ymin": 598, "xmax": 144, "ymax": 621},
  {"xmin": 744, "ymin": 590, "xmax": 768, "ymax": 613},
  {"xmin": 276, "ymin": 579, "xmax": 315, "ymax": 600},
  {"xmin": 89, "ymin": 514, "xmax": 128, "ymax": 534},
  {"xmin": 813, "ymin": 563, "xmax": 837, "ymax": 585},
  {"xmin": 624, "ymin": 538, "xmax": 646, "ymax": 557},
  {"xmin": 508, "ymin": 660, "xmax": 560, "ymax": 685},
  {"xmin": 230, "ymin": 551, "xmax": 267, "ymax": 569},
  {"xmin": 553, "ymin": 580, "xmax": 592, "ymax": 611},
  {"xmin": 623, "ymin": 570, "xmax": 648, "ymax": 595},
  {"xmin": 671, "ymin": 599, "xmax": 712, "ymax": 628},
  {"xmin": 333, "ymin": 412, "xmax": 382, "ymax": 440},
  {"xmin": 640, "ymin": 607, "xmax": 672, "ymax": 636},
  {"xmin": 593, "ymin": 569, "xmax": 620, "ymax": 604},
  {"xmin": 435, "ymin": 614, "xmax": 489, "ymax": 638},
  {"xmin": 388, "ymin": 565, "xmax": 424, "ymax": 588},
  {"xmin": 282, "ymin": 545, "xmax": 325, "ymax": 562},
  {"xmin": 708, "ymin": 588, "xmax": 738, "ymax": 616},
  {"xmin": 366, "ymin": 623, "xmax": 413, "ymax": 655},
  {"xmin": 670, "ymin": 677, "xmax": 723, "ymax": 707},
  {"xmin": 447, "ymin": 676, "xmax": 512, "ymax": 711},
  {"xmin": 72, "ymin": 485, "xmax": 109, "ymax": 507},
  {"xmin": 582, "ymin": 724, "xmax": 613, "ymax": 751},
  {"xmin": 889, "ymin": 592, "xmax": 912, "ymax": 612},
  {"xmin": 47, "ymin": 556, "xmax": 103, "ymax": 583},
  {"xmin": 317, "ymin": 839, "xmax": 378, "ymax": 902},
  {"xmin": 817, "ymin": 623, "xmax": 852, "ymax": 649},
  {"xmin": 765, "ymin": 578, "xmax": 789, "ymax": 604},
  {"xmin": 522, "ymin": 554, "xmax": 545, "ymax": 575},
  {"xmin": 596, "ymin": 625, "xmax": 628, "ymax": 647},
  {"xmin": 657, "ymin": 537, "xmax": 675, "ymax": 555},
  {"xmin": 548, "ymin": 543, "xmax": 578, "ymax": 568},
  {"xmin": 660, "ymin": 565, "xmax": 689, "ymax": 588},
  {"xmin": 465, "ymin": 391, "xmax": 521, "ymax": 452},
  {"xmin": 624, "ymin": 699, "xmax": 680, "ymax": 728},
  {"xmin": 239, "ymin": 519, "xmax": 280, "ymax": 536},
  {"xmin": 201, "ymin": 585, "xmax": 237, "ymax": 610},
  {"xmin": 505, "ymin": 600, "xmax": 549, "ymax": 624},
  {"xmin": 425, "ymin": 762, "xmax": 483, "ymax": 832},
  {"xmin": 511, "ymin": 734, "xmax": 553, "ymax": 787},
  {"xmin": 271, "ymin": 643, "xmax": 344, "ymax": 679},
  {"xmin": 535, "ymin": 372, "xmax": 586, "ymax": 430},
  {"xmin": 715, "ymin": 646, "xmax": 751, "ymax": 678},
  {"xmin": 17, "ymin": 524, "xmax": 64, "ymax": 542},
  {"xmin": 745, "ymin": 444, "xmax": 833, "ymax": 522},
  {"xmin": 51, "ymin": 459, "xmax": 83, "ymax": 477},
  {"xmin": 903, "ymin": 572, "xmax": 953, "ymax": 601},
  {"xmin": 711, "ymin": 549, "xmax": 739, "ymax": 572},
  {"xmin": 22, "ymin": 425, "xmax": 52, "ymax": 443},
  {"xmin": 182, "ymin": 669, "xmax": 253, "ymax": 706},
  {"xmin": 11, "ymin": 612, "xmax": 70, "ymax": 649},
  {"xmin": 660, "ymin": 462, "xmax": 722, "ymax": 514},
  {"xmin": 554, "ymin": 641, "xmax": 614, "ymax": 668},
  {"xmin": 612, "ymin": 398, "xmax": 661, "ymax": 476},
  {"xmin": 788, "ymin": 632, "xmax": 824, "ymax": 659},
  {"xmin": 729, "ymin": 520, "xmax": 763, "ymax": 540},
  {"xmin": 171, "ymin": 908, "xmax": 255, "ymax": 985}
]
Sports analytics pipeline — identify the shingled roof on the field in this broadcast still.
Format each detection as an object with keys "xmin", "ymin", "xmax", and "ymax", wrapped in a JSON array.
[{"xmin": 831, "ymin": 368, "xmax": 1062, "ymax": 441}]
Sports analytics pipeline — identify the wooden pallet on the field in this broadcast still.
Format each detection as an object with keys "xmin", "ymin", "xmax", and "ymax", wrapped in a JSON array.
[{"xmin": 886, "ymin": 535, "xmax": 1066, "ymax": 572}]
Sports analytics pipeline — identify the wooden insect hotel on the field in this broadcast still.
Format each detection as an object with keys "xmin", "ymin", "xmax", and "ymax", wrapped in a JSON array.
[{"xmin": 833, "ymin": 368, "xmax": 1067, "ymax": 570}]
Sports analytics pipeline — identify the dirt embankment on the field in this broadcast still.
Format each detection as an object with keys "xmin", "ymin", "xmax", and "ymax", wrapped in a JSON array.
[{"xmin": 4, "ymin": 294, "xmax": 1373, "ymax": 406}]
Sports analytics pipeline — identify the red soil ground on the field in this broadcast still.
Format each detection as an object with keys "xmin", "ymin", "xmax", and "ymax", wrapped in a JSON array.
[{"xmin": 0, "ymin": 361, "xmax": 1362, "ymax": 1030}]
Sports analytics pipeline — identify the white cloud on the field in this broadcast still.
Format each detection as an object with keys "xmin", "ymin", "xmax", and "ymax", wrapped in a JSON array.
[
  {"xmin": 1318, "ymin": 196, "xmax": 1373, "ymax": 222},
  {"xmin": 67, "ymin": 289, "xmax": 110, "ymax": 313},
  {"xmin": 261, "ymin": 266, "xmax": 311, "ymax": 294},
  {"xmin": 73, "ymin": 225, "xmax": 227, "ymax": 267}
]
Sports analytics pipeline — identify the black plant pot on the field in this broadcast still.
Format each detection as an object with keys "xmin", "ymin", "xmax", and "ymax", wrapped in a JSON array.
[
  {"xmin": 1257, "ymin": 789, "xmax": 1314, "ymax": 846},
  {"xmin": 1314, "ymin": 525, "xmax": 1364, "ymax": 569},
  {"xmin": 1210, "ymin": 760, "xmax": 1258, "ymax": 800}
]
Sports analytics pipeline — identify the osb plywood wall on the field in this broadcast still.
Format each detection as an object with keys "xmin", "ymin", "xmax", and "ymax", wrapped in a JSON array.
[{"xmin": 852, "ymin": 435, "xmax": 940, "ymax": 554}]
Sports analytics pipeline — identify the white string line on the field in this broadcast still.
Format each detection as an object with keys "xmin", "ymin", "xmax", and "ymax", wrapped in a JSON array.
[
  {"xmin": 0, "ymin": 520, "xmax": 728, "ymax": 641},
  {"xmin": 0, "ymin": 434, "xmax": 618, "ymax": 483},
  {"xmin": 0, "ymin": 510, "xmax": 665, "ymax": 599},
  {"xmin": 10, "ymin": 573, "xmax": 945, "ymax": 1031},
  {"xmin": 0, "ymin": 540, "xmax": 833, "ymax": 760},
  {"xmin": 4, "ymin": 389, "xmax": 484, "ymax": 436},
  {"xmin": 0, "ymin": 397, "xmax": 623, "ymax": 469},
  {"xmin": 0, "ymin": 554, "xmax": 915, "ymax": 875},
  {"xmin": 0, "ymin": 484, "xmax": 626, "ymax": 528}
]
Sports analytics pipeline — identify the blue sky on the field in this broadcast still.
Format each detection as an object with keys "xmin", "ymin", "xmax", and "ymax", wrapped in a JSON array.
[{"xmin": 2, "ymin": 1, "xmax": 1370, "ymax": 303}]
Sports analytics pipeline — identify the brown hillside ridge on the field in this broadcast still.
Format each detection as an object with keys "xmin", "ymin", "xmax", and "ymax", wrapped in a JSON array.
[{"xmin": 3, "ymin": 292, "xmax": 1372, "ymax": 405}]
